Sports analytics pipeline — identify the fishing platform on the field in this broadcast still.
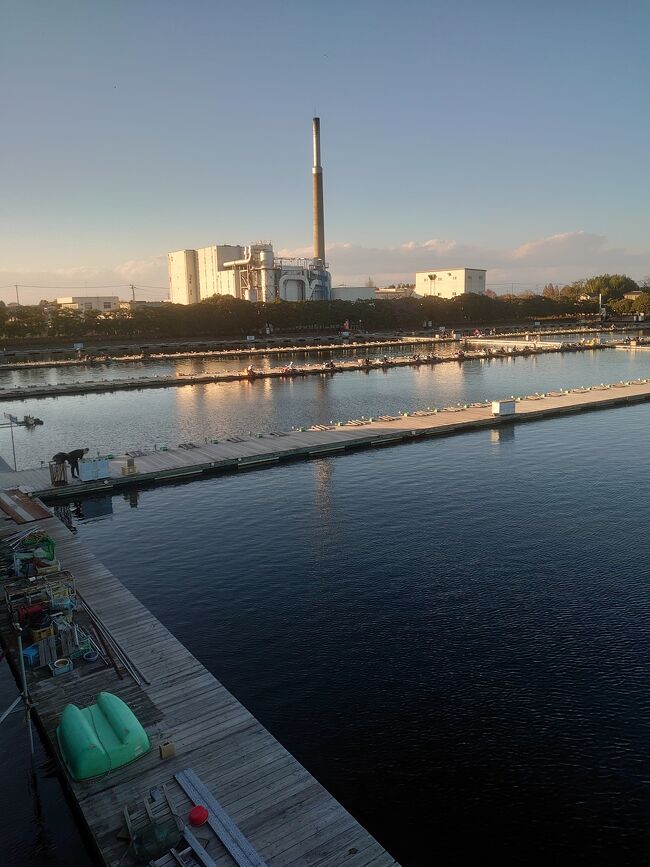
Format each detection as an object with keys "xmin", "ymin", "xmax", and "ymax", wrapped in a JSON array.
[
  {"xmin": 1, "ymin": 377, "xmax": 650, "ymax": 502},
  {"xmin": 0, "ymin": 511, "xmax": 398, "ymax": 866}
]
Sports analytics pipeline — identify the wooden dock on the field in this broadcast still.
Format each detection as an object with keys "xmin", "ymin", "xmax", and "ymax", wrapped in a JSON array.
[
  {"xmin": 0, "ymin": 335, "xmax": 443, "ymax": 371},
  {"xmin": 0, "ymin": 324, "xmax": 618, "ymax": 371},
  {"xmin": 0, "ymin": 352, "xmax": 468, "ymax": 402},
  {"xmin": 0, "ymin": 514, "xmax": 398, "ymax": 866},
  {"xmin": 2, "ymin": 377, "xmax": 650, "ymax": 502},
  {"xmin": 469, "ymin": 337, "xmax": 566, "ymax": 349},
  {"xmin": 0, "ymin": 342, "xmax": 604, "ymax": 403}
]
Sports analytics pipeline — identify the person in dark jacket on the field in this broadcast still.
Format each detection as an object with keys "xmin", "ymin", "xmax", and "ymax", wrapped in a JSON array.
[{"xmin": 67, "ymin": 447, "xmax": 89, "ymax": 479}]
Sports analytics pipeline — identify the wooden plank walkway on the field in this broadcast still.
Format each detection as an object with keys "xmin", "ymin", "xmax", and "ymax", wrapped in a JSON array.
[
  {"xmin": 2, "ymin": 377, "xmax": 650, "ymax": 502},
  {"xmin": 0, "ymin": 335, "xmax": 444, "ymax": 371},
  {"xmin": 469, "ymin": 337, "xmax": 566, "ymax": 349},
  {"xmin": 0, "ymin": 343, "xmax": 605, "ymax": 403},
  {"xmin": 0, "ymin": 514, "xmax": 398, "ymax": 867},
  {"xmin": 0, "ymin": 325, "xmax": 617, "ymax": 371}
]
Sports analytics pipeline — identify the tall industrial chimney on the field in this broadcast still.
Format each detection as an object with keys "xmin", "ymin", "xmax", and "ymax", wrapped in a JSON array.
[{"xmin": 312, "ymin": 117, "xmax": 325, "ymax": 265}]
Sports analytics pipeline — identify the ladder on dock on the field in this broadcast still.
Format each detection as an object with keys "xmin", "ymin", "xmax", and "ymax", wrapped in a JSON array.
[{"xmin": 175, "ymin": 768, "xmax": 268, "ymax": 867}]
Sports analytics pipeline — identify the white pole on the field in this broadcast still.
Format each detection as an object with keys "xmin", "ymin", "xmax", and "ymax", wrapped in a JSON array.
[{"xmin": 10, "ymin": 417, "xmax": 16, "ymax": 471}]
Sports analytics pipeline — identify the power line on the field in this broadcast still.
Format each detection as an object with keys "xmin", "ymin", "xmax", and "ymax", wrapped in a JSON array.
[
  {"xmin": 133, "ymin": 284, "xmax": 170, "ymax": 291},
  {"xmin": 12, "ymin": 284, "xmax": 132, "ymax": 291}
]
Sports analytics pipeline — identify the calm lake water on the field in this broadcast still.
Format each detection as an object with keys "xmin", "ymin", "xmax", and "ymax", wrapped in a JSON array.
[
  {"xmin": 67, "ymin": 402, "xmax": 650, "ymax": 865},
  {"xmin": 3, "ymin": 346, "xmax": 650, "ymax": 470},
  {"xmin": 2, "ymin": 352, "xmax": 650, "ymax": 865}
]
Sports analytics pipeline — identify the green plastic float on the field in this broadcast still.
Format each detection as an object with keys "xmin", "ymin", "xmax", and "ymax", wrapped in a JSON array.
[{"xmin": 57, "ymin": 691, "xmax": 151, "ymax": 781}]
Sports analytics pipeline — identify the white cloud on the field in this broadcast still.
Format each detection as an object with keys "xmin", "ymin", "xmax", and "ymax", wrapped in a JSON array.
[
  {"xmin": 0, "ymin": 257, "xmax": 169, "ymax": 304},
  {"xmin": 510, "ymin": 231, "xmax": 610, "ymax": 264},
  {"xmin": 276, "ymin": 245, "xmax": 313, "ymax": 258},
  {"xmin": 422, "ymin": 238, "xmax": 458, "ymax": 254},
  {"xmin": 114, "ymin": 257, "xmax": 167, "ymax": 283},
  {"xmin": 326, "ymin": 231, "xmax": 650, "ymax": 289},
  {"xmin": 399, "ymin": 240, "xmax": 456, "ymax": 252}
]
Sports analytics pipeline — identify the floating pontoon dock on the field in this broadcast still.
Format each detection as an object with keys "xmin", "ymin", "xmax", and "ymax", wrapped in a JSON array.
[
  {"xmin": 0, "ymin": 342, "xmax": 606, "ymax": 402},
  {"xmin": 0, "ymin": 324, "xmax": 628, "ymax": 370},
  {"xmin": 1, "ymin": 378, "xmax": 650, "ymax": 501},
  {"xmin": 0, "ymin": 514, "xmax": 398, "ymax": 866}
]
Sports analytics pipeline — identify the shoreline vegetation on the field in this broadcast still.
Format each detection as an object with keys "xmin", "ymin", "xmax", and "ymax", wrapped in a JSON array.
[{"xmin": 0, "ymin": 274, "xmax": 648, "ymax": 344}]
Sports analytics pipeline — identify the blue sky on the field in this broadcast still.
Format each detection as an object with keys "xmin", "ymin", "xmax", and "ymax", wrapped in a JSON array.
[{"xmin": 1, "ymin": 0, "xmax": 649, "ymax": 300}]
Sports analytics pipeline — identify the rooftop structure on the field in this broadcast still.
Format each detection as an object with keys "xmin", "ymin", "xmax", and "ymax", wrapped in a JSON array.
[
  {"xmin": 330, "ymin": 286, "xmax": 377, "ymax": 302},
  {"xmin": 375, "ymin": 286, "xmax": 415, "ymax": 300}
]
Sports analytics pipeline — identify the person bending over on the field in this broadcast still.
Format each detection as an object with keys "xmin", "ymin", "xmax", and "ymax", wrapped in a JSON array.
[{"xmin": 67, "ymin": 447, "xmax": 89, "ymax": 479}]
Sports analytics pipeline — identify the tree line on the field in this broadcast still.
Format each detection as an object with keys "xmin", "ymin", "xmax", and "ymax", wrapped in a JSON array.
[{"xmin": 0, "ymin": 273, "xmax": 645, "ymax": 340}]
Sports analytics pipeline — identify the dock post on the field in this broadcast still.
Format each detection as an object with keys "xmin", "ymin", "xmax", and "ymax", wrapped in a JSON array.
[{"xmin": 15, "ymin": 625, "xmax": 34, "ymax": 757}]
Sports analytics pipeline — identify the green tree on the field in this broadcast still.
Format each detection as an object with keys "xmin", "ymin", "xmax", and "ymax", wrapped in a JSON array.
[
  {"xmin": 49, "ymin": 307, "xmax": 84, "ymax": 338},
  {"xmin": 570, "ymin": 274, "xmax": 638, "ymax": 301},
  {"xmin": 633, "ymin": 293, "xmax": 650, "ymax": 315},
  {"xmin": 560, "ymin": 281, "xmax": 585, "ymax": 302}
]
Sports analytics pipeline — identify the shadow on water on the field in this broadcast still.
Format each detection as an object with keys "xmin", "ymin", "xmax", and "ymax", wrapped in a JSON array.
[{"xmin": 0, "ymin": 659, "xmax": 94, "ymax": 866}]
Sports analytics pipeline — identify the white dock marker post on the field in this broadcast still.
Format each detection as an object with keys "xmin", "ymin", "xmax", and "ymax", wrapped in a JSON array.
[{"xmin": 3, "ymin": 412, "xmax": 17, "ymax": 470}]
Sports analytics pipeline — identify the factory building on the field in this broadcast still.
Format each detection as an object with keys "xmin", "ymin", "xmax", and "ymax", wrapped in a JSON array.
[
  {"xmin": 168, "ymin": 251, "xmax": 200, "ymax": 305},
  {"xmin": 168, "ymin": 118, "xmax": 331, "ymax": 305},
  {"xmin": 168, "ymin": 243, "xmax": 331, "ymax": 304},
  {"xmin": 415, "ymin": 268, "xmax": 487, "ymax": 299},
  {"xmin": 56, "ymin": 296, "xmax": 120, "ymax": 312}
]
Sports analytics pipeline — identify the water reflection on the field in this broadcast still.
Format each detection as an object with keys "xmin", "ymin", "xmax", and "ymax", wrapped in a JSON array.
[
  {"xmin": 4, "ymin": 348, "xmax": 650, "ymax": 470},
  {"xmin": 71, "ymin": 403, "xmax": 650, "ymax": 865},
  {"xmin": 0, "ymin": 661, "xmax": 93, "ymax": 866},
  {"xmin": 490, "ymin": 425, "xmax": 516, "ymax": 444}
]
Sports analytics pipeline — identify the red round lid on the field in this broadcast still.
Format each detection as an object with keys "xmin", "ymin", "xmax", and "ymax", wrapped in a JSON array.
[{"xmin": 189, "ymin": 805, "xmax": 209, "ymax": 827}]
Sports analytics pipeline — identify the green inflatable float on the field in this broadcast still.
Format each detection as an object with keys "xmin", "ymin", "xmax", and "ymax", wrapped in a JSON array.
[{"xmin": 57, "ymin": 691, "xmax": 151, "ymax": 781}]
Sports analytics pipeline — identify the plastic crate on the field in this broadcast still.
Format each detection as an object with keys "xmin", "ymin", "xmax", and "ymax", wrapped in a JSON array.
[
  {"xmin": 22, "ymin": 645, "xmax": 40, "ymax": 668},
  {"xmin": 49, "ymin": 658, "xmax": 73, "ymax": 677},
  {"xmin": 79, "ymin": 459, "xmax": 110, "ymax": 481},
  {"xmin": 31, "ymin": 624, "xmax": 55, "ymax": 642}
]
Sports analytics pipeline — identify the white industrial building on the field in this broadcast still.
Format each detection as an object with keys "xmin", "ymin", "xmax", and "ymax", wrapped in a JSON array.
[
  {"xmin": 168, "ymin": 251, "xmax": 200, "ymax": 305},
  {"xmin": 56, "ymin": 296, "xmax": 120, "ymax": 312},
  {"xmin": 168, "ymin": 118, "xmax": 332, "ymax": 306},
  {"xmin": 415, "ymin": 268, "xmax": 486, "ymax": 299},
  {"xmin": 169, "ymin": 242, "xmax": 331, "ymax": 304}
]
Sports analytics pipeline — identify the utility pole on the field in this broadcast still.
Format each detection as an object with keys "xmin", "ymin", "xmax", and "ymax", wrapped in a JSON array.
[
  {"xmin": 130, "ymin": 284, "xmax": 136, "ymax": 304},
  {"xmin": 14, "ymin": 284, "xmax": 19, "ymax": 306}
]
